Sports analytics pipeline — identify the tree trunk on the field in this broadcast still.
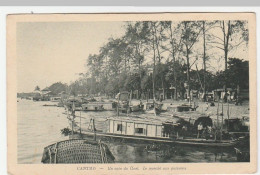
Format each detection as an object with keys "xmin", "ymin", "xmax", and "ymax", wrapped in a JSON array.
[
  {"xmin": 169, "ymin": 23, "xmax": 178, "ymax": 100},
  {"xmin": 186, "ymin": 44, "xmax": 190, "ymax": 103},
  {"xmin": 223, "ymin": 20, "xmax": 231, "ymax": 71},
  {"xmin": 139, "ymin": 60, "xmax": 142, "ymax": 99},
  {"xmin": 152, "ymin": 41, "xmax": 156, "ymax": 101},
  {"xmin": 203, "ymin": 21, "xmax": 206, "ymax": 98}
]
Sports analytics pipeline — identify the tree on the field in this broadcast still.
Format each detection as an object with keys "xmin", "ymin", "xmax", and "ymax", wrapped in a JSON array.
[
  {"xmin": 180, "ymin": 21, "xmax": 203, "ymax": 100},
  {"xmin": 124, "ymin": 22, "xmax": 150, "ymax": 98},
  {"xmin": 201, "ymin": 21, "xmax": 218, "ymax": 96},
  {"xmin": 160, "ymin": 21, "xmax": 183, "ymax": 99},
  {"xmin": 45, "ymin": 82, "xmax": 68, "ymax": 95},
  {"xmin": 211, "ymin": 20, "xmax": 248, "ymax": 71},
  {"xmin": 34, "ymin": 86, "xmax": 40, "ymax": 91},
  {"xmin": 225, "ymin": 58, "xmax": 249, "ymax": 89}
]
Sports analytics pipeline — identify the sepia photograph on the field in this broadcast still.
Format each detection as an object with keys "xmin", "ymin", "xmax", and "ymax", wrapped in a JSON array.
[{"xmin": 7, "ymin": 13, "xmax": 256, "ymax": 174}]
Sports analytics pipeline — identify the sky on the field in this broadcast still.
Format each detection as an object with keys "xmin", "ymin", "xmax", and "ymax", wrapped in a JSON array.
[
  {"xmin": 17, "ymin": 22, "xmax": 125, "ymax": 92},
  {"xmin": 16, "ymin": 21, "xmax": 248, "ymax": 93}
]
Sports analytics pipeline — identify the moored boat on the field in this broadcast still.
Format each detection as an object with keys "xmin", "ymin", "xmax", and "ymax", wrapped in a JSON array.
[
  {"xmin": 82, "ymin": 103, "xmax": 104, "ymax": 111},
  {"xmin": 73, "ymin": 116, "xmax": 241, "ymax": 148},
  {"xmin": 41, "ymin": 139, "xmax": 115, "ymax": 163}
]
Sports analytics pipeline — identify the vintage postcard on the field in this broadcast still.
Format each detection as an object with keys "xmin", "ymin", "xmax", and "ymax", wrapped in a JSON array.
[{"xmin": 7, "ymin": 13, "xmax": 257, "ymax": 174}]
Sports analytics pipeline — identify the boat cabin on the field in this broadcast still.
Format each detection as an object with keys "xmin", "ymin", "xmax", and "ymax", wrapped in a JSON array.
[
  {"xmin": 106, "ymin": 117, "xmax": 172, "ymax": 138},
  {"xmin": 82, "ymin": 103, "xmax": 104, "ymax": 111}
]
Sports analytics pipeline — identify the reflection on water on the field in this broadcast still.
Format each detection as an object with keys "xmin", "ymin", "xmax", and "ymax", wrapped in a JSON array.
[{"xmin": 17, "ymin": 99, "xmax": 237, "ymax": 164}]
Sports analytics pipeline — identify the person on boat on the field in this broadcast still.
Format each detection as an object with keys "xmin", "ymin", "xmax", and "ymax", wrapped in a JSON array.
[
  {"xmin": 139, "ymin": 99, "xmax": 143, "ymax": 108},
  {"xmin": 206, "ymin": 125, "xmax": 213, "ymax": 140},
  {"xmin": 205, "ymin": 102, "xmax": 209, "ymax": 111},
  {"xmin": 197, "ymin": 122, "xmax": 203, "ymax": 138},
  {"xmin": 182, "ymin": 125, "xmax": 188, "ymax": 139}
]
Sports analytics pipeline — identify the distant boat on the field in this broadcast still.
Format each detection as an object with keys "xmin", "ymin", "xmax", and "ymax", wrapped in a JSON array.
[
  {"xmin": 129, "ymin": 104, "xmax": 144, "ymax": 112},
  {"xmin": 50, "ymin": 97, "xmax": 61, "ymax": 102},
  {"xmin": 145, "ymin": 101, "xmax": 162, "ymax": 116},
  {"xmin": 43, "ymin": 104, "xmax": 57, "ymax": 107},
  {"xmin": 82, "ymin": 103, "xmax": 104, "ymax": 111}
]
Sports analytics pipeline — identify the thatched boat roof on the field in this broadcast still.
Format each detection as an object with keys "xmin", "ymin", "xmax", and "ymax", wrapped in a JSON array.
[{"xmin": 41, "ymin": 139, "xmax": 114, "ymax": 164}]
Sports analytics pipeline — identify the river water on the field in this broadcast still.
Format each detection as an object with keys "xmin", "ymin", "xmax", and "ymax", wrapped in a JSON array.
[{"xmin": 17, "ymin": 99, "xmax": 238, "ymax": 164}]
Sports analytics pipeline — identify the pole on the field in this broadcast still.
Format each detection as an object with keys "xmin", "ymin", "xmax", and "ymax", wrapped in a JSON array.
[
  {"xmin": 93, "ymin": 119, "xmax": 96, "ymax": 141},
  {"xmin": 220, "ymin": 99, "xmax": 224, "ymax": 141},
  {"xmin": 217, "ymin": 100, "xmax": 219, "ymax": 127},
  {"xmin": 117, "ymin": 93, "xmax": 120, "ymax": 117},
  {"xmin": 71, "ymin": 101, "xmax": 75, "ymax": 137},
  {"xmin": 216, "ymin": 100, "xmax": 219, "ymax": 141},
  {"xmin": 227, "ymin": 101, "xmax": 229, "ymax": 132},
  {"xmin": 80, "ymin": 110, "xmax": 82, "ymax": 134}
]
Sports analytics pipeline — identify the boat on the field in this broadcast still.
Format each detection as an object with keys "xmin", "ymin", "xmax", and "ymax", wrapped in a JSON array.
[
  {"xmin": 167, "ymin": 103, "xmax": 198, "ymax": 112},
  {"xmin": 43, "ymin": 104, "xmax": 57, "ymax": 107},
  {"xmin": 116, "ymin": 91, "xmax": 130, "ymax": 113},
  {"xmin": 129, "ymin": 104, "xmax": 144, "ymax": 112},
  {"xmin": 41, "ymin": 139, "xmax": 115, "ymax": 163},
  {"xmin": 42, "ymin": 101, "xmax": 115, "ymax": 164},
  {"xmin": 82, "ymin": 101, "xmax": 115, "ymax": 111},
  {"xmin": 82, "ymin": 103, "xmax": 104, "ymax": 111},
  {"xmin": 234, "ymin": 135, "xmax": 250, "ymax": 162},
  {"xmin": 64, "ymin": 98, "xmax": 83, "ymax": 111},
  {"xmin": 145, "ymin": 101, "xmax": 162, "ymax": 115},
  {"xmin": 234, "ymin": 147, "xmax": 250, "ymax": 162},
  {"xmin": 57, "ymin": 100, "xmax": 64, "ymax": 107},
  {"xmin": 50, "ymin": 97, "xmax": 61, "ymax": 102},
  {"xmin": 73, "ymin": 115, "xmax": 240, "ymax": 147}
]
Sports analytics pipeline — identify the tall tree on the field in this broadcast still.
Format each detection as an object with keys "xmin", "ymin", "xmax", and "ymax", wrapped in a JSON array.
[
  {"xmin": 147, "ymin": 21, "xmax": 167, "ymax": 99},
  {"xmin": 201, "ymin": 21, "xmax": 217, "ymax": 96},
  {"xmin": 212, "ymin": 20, "xmax": 248, "ymax": 71},
  {"xmin": 180, "ymin": 21, "xmax": 203, "ymax": 101},
  {"xmin": 161, "ymin": 21, "xmax": 183, "ymax": 99},
  {"xmin": 124, "ymin": 22, "xmax": 150, "ymax": 98}
]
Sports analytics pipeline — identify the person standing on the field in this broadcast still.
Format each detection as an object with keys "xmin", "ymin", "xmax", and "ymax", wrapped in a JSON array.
[{"xmin": 197, "ymin": 122, "xmax": 203, "ymax": 138}]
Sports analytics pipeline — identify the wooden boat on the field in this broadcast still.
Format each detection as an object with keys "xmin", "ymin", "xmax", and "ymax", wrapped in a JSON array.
[
  {"xmin": 82, "ymin": 102, "xmax": 115, "ymax": 111},
  {"xmin": 50, "ymin": 97, "xmax": 61, "ymax": 102},
  {"xmin": 167, "ymin": 104, "xmax": 197, "ymax": 112},
  {"xmin": 116, "ymin": 91, "xmax": 130, "ymax": 113},
  {"xmin": 234, "ymin": 147, "xmax": 250, "ymax": 162},
  {"xmin": 41, "ymin": 139, "xmax": 115, "ymax": 163},
  {"xmin": 75, "ymin": 116, "xmax": 239, "ymax": 148},
  {"xmin": 43, "ymin": 104, "xmax": 57, "ymax": 107},
  {"xmin": 145, "ymin": 101, "xmax": 162, "ymax": 115},
  {"xmin": 129, "ymin": 104, "xmax": 144, "ymax": 112},
  {"xmin": 82, "ymin": 103, "xmax": 104, "ymax": 111},
  {"xmin": 75, "ymin": 130, "xmax": 238, "ymax": 147}
]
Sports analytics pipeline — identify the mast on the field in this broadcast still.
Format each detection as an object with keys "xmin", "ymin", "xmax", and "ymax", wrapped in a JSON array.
[
  {"xmin": 117, "ymin": 93, "xmax": 120, "ymax": 117},
  {"xmin": 79, "ymin": 110, "xmax": 82, "ymax": 134},
  {"xmin": 227, "ymin": 101, "xmax": 230, "ymax": 132},
  {"xmin": 220, "ymin": 97, "xmax": 224, "ymax": 141},
  {"xmin": 217, "ymin": 100, "xmax": 219, "ymax": 127},
  {"xmin": 216, "ymin": 100, "xmax": 220, "ymax": 141},
  {"xmin": 71, "ymin": 101, "xmax": 75, "ymax": 136}
]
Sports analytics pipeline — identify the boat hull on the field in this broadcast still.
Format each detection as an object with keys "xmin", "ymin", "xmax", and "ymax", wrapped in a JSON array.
[{"xmin": 70, "ymin": 131, "xmax": 238, "ymax": 147}]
